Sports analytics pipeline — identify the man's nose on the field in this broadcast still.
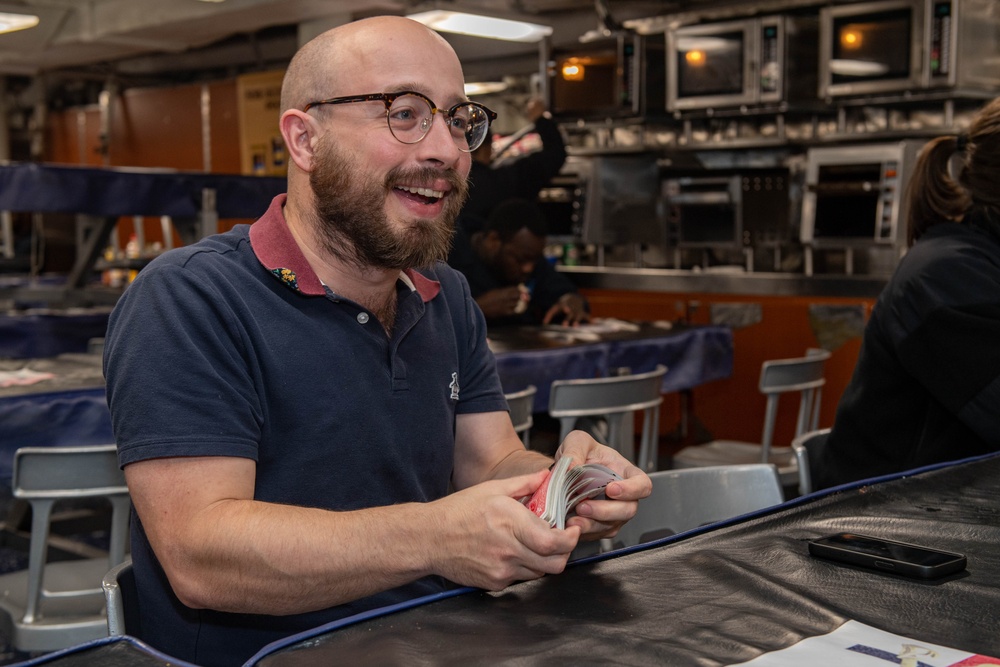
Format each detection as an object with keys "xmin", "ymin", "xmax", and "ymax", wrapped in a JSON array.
[{"xmin": 414, "ymin": 113, "xmax": 463, "ymax": 165}]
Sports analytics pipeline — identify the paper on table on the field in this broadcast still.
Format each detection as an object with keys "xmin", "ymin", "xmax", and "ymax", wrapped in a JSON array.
[
  {"xmin": 728, "ymin": 620, "xmax": 1000, "ymax": 666},
  {"xmin": 0, "ymin": 368, "xmax": 56, "ymax": 388}
]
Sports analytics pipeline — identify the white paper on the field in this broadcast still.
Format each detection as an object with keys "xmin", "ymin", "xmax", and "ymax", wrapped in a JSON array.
[{"xmin": 729, "ymin": 620, "xmax": 1000, "ymax": 666}]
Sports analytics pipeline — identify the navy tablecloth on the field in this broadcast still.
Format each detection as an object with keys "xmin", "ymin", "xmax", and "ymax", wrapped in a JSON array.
[
  {"xmin": 0, "ymin": 162, "xmax": 285, "ymax": 219},
  {"xmin": 493, "ymin": 324, "xmax": 733, "ymax": 412},
  {"xmin": 0, "ymin": 354, "xmax": 112, "ymax": 484},
  {"xmin": 0, "ymin": 308, "xmax": 111, "ymax": 359}
]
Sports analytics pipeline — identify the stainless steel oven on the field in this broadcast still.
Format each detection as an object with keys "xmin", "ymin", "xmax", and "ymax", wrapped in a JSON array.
[
  {"xmin": 819, "ymin": 0, "xmax": 1000, "ymax": 98},
  {"xmin": 800, "ymin": 140, "xmax": 925, "ymax": 275},
  {"xmin": 666, "ymin": 14, "xmax": 817, "ymax": 111},
  {"xmin": 666, "ymin": 171, "xmax": 790, "ymax": 271}
]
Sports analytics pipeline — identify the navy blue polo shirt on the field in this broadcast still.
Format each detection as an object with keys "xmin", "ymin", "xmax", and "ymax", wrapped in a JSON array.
[{"xmin": 104, "ymin": 194, "xmax": 507, "ymax": 666}]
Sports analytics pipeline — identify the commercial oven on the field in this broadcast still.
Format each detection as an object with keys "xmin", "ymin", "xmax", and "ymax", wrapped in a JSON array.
[
  {"xmin": 665, "ymin": 171, "xmax": 790, "ymax": 271},
  {"xmin": 819, "ymin": 0, "xmax": 1000, "ymax": 98},
  {"xmin": 800, "ymin": 140, "xmax": 925, "ymax": 275}
]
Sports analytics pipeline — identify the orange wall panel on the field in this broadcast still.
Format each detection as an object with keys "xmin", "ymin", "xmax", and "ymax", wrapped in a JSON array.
[{"xmin": 581, "ymin": 288, "xmax": 873, "ymax": 449}]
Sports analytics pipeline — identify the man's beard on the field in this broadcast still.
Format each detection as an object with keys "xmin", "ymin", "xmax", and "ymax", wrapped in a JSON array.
[{"xmin": 309, "ymin": 137, "xmax": 468, "ymax": 271}]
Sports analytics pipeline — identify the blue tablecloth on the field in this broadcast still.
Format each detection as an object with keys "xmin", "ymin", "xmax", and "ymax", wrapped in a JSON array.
[
  {"xmin": 0, "ymin": 308, "xmax": 111, "ymax": 358},
  {"xmin": 0, "ymin": 325, "xmax": 734, "ymax": 483},
  {"xmin": 494, "ymin": 324, "xmax": 733, "ymax": 412},
  {"xmin": 0, "ymin": 162, "xmax": 285, "ymax": 219},
  {"xmin": 0, "ymin": 354, "xmax": 112, "ymax": 484}
]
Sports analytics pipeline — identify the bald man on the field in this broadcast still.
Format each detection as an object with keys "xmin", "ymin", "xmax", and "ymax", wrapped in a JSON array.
[{"xmin": 103, "ymin": 16, "xmax": 649, "ymax": 666}]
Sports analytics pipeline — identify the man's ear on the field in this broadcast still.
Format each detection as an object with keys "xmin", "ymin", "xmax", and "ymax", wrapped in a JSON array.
[{"xmin": 280, "ymin": 109, "xmax": 320, "ymax": 172}]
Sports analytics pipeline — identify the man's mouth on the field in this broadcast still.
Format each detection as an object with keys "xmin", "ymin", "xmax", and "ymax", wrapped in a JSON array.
[{"xmin": 395, "ymin": 185, "xmax": 445, "ymax": 204}]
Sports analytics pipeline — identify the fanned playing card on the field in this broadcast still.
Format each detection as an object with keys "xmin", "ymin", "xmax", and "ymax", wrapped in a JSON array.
[{"xmin": 524, "ymin": 457, "xmax": 622, "ymax": 529}]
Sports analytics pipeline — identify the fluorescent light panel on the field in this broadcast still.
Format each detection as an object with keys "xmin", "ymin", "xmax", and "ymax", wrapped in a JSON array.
[
  {"xmin": 464, "ymin": 81, "xmax": 508, "ymax": 96},
  {"xmin": 408, "ymin": 9, "xmax": 552, "ymax": 43},
  {"xmin": 0, "ymin": 12, "xmax": 38, "ymax": 35}
]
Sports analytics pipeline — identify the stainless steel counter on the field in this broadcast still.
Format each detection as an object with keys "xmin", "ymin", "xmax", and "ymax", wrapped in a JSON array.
[{"xmin": 559, "ymin": 265, "xmax": 887, "ymax": 298}]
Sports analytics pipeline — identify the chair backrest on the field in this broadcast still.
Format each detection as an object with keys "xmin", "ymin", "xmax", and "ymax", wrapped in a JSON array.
[
  {"xmin": 549, "ymin": 365, "xmax": 667, "ymax": 471},
  {"xmin": 102, "ymin": 559, "xmax": 138, "ymax": 637},
  {"xmin": 612, "ymin": 464, "xmax": 784, "ymax": 550},
  {"xmin": 758, "ymin": 350, "xmax": 830, "ymax": 459},
  {"xmin": 504, "ymin": 385, "xmax": 537, "ymax": 447},
  {"xmin": 9, "ymin": 445, "xmax": 130, "ymax": 638},
  {"xmin": 791, "ymin": 427, "xmax": 832, "ymax": 496}
]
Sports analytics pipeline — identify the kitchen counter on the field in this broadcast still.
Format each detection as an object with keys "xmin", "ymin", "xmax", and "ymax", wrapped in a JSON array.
[{"xmin": 559, "ymin": 265, "xmax": 887, "ymax": 298}]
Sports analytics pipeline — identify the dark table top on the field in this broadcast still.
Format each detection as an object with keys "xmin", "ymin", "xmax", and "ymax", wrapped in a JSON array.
[
  {"xmin": 251, "ymin": 452, "xmax": 1000, "ymax": 666},
  {"xmin": 17, "ymin": 454, "xmax": 1000, "ymax": 667}
]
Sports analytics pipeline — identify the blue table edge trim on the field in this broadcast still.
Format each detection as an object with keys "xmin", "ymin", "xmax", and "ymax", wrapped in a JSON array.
[
  {"xmin": 243, "ymin": 449, "xmax": 1000, "ymax": 666},
  {"xmin": 9, "ymin": 635, "xmax": 202, "ymax": 667},
  {"xmin": 244, "ymin": 586, "xmax": 479, "ymax": 666}
]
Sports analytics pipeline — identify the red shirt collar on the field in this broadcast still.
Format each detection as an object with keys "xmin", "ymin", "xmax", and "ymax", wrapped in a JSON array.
[{"xmin": 249, "ymin": 194, "xmax": 440, "ymax": 302}]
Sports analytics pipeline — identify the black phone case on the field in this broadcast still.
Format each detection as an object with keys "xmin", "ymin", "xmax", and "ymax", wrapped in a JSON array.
[{"xmin": 808, "ymin": 533, "xmax": 967, "ymax": 580}]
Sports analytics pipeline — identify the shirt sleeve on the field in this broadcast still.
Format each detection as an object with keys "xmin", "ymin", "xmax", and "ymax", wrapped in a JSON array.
[{"xmin": 104, "ymin": 262, "xmax": 262, "ymax": 466}]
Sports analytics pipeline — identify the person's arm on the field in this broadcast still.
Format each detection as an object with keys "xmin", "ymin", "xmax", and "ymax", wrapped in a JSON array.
[
  {"xmin": 475, "ymin": 285, "xmax": 529, "ymax": 320},
  {"xmin": 125, "ymin": 447, "xmax": 580, "ymax": 617},
  {"xmin": 489, "ymin": 106, "xmax": 567, "ymax": 201},
  {"xmin": 452, "ymin": 411, "xmax": 651, "ymax": 542},
  {"xmin": 542, "ymin": 293, "xmax": 589, "ymax": 326},
  {"xmin": 529, "ymin": 259, "xmax": 590, "ymax": 325}
]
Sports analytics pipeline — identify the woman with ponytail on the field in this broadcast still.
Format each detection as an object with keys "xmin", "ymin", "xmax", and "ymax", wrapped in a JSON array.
[{"xmin": 810, "ymin": 98, "xmax": 1000, "ymax": 490}]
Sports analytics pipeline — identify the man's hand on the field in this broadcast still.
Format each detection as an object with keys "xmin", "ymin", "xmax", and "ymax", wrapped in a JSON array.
[
  {"xmin": 551, "ymin": 431, "xmax": 652, "ymax": 542},
  {"xmin": 525, "ymin": 98, "xmax": 547, "ymax": 123},
  {"xmin": 429, "ymin": 470, "xmax": 580, "ymax": 590},
  {"xmin": 542, "ymin": 293, "xmax": 589, "ymax": 326},
  {"xmin": 476, "ymin": 286, "xmax": 528, "ymax": 319}
]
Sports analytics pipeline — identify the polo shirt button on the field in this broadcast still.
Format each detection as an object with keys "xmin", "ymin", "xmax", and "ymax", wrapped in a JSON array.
[{"xmin": 357, "ymin": 312, "xmax": 369, "ymax": 324}]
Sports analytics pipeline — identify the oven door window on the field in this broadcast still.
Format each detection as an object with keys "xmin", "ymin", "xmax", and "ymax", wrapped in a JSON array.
[
  {"xmin": 676, "ymin": 203, "xmax": 740, "ymax": 246},
  {"xmin": 812, "ymin": 164, "xmax": 882, "ymax": 240},
  {"xmin": 676, "ymin": 30, "xmax": 745, "ymax": 98},
  {"xmin": 830, "ymin": 9, "xmax": 913, "ymax": 85}
]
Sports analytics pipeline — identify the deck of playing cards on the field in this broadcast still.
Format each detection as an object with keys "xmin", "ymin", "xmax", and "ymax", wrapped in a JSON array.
[{"xmin": 523, "ymin": 457, "xmax": 622, "ymax": 529}]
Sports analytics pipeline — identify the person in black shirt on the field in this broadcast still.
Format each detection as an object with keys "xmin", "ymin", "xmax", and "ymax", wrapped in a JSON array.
[
  {"xmin": 449, "ymin": 198, "xmax": 588, "ymax": 326},
  {"xmin": 463, "ymin": 98, "xmax": 567, "ymax": 222},
  {"xmin": 812, "ymin": 97, "xmax": 1000, "ymax": 490}
]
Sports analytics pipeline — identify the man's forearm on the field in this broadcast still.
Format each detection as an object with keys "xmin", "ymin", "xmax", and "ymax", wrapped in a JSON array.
[{"xmin": 158, "ymin": 498, "xmax": 443, "ymax": 616}]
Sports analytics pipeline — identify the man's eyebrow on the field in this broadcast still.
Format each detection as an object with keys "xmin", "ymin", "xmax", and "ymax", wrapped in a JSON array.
[{"xmin": 387, "ymin": 83, "xmax": 468, "ymax": 106}]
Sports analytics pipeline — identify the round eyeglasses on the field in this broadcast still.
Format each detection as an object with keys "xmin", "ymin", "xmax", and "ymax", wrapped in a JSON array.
[{"xmin": 303, "ymin": 91, "xmax": 497, "ymax": 153}]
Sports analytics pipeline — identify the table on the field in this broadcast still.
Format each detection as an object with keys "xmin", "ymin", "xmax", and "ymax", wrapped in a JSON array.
[
  {"xmin": 0, "ymin": 307, "xmax": 111, "ymax": 358},
  {"xmin": 491, "ymin": 322, "xmax": 734, "ymax": 412},
  {"xmin": 11, "ymin": 635, "xmax": 199, "ymax": 666},
  {"xmin": 16, "ymin": 453, "xmax": 1000, "ymax": 666},
  {"xmin": 248, "ymin": 452, "xmax": 1000, "ymax": 666},
  {"xmin": 1, "ymin": 323, "xmax": 732, "ymax": 464},
  {"xmin": 0, "ymin": 354, "xmax": 112, "ymax": 484},
  {"xmin": 0, "ymin": 162, "xmax": 286, "ymax": 301}
]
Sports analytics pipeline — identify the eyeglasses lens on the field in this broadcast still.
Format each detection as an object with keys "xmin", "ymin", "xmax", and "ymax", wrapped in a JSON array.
[{"xmin": 387, "ymin": 94, "xmax": 488, "ymax": 152}]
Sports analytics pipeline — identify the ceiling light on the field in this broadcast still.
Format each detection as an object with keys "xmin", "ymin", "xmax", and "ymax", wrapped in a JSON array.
[
  {"xmin": 465, "ymin": 81, "xmax": 508, "ymax": 96},
  {"xmin": 408, "ymin": 8, "xmax": 552, "ymax": 43},
  {"xmin": 0, "ymin": 12, "xmax": 38, "ymax": 35}
]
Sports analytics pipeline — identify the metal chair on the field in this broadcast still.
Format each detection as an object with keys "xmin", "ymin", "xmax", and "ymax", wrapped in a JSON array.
[
  {"xmin": 102, "ymin": 558, "xmax": 137, "ymax": 637},
  {"xmin": 791, "ymin": 427, "xmax": 832, "ymax": 496},
  {"xmin": 549, "ymin": 365, "xmax": 667, "ymax": 472},
  {"xmin": 608, "ymin": 464, "xmax": 784, "ymax": 551},
  {"xmin": 671, "ymin": 350, "xmax": 831, "ymax": 488},
  {"xmin": 0, "ymin": 445, "xmax": 130, "ymax": 652},
  {"xmin": 504, "ymin": 385, "xmax": 537, "ymax": 447}
]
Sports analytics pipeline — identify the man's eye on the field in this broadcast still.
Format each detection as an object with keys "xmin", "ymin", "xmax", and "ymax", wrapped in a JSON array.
[{"xmin": 391, "ymin": 107, "xmax": 417, "ymax": 122}]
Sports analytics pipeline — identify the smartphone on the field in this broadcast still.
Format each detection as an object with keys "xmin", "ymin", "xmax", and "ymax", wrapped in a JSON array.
[{"xmin": 808, "ymin": 532, "xmax": 967, "ymax": 580}]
